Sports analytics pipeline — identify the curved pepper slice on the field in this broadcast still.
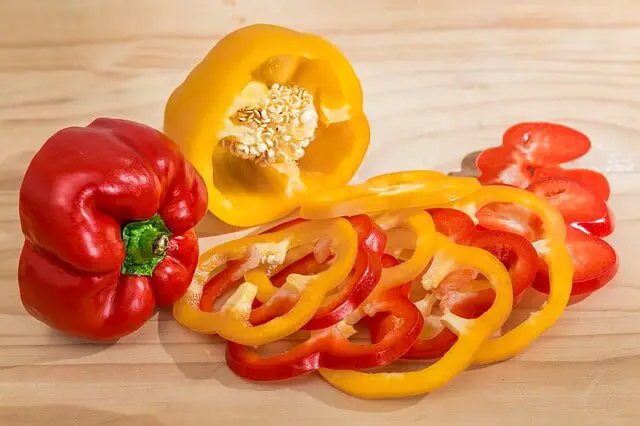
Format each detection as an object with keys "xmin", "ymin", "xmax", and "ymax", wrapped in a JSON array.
[
  {"xmin": 476, "ymin": 146, "xmax": 531, "ymax": 187},
  {"xmin": 164, "ymin": 24, "xmax": 369, "ymax": 227},
  {"xmin": 225, "ymin": 255, "xmax": 423, "ymax": 382},
  {"xmin": 18, "ymin": 118, "xmax": 208, "ymax": 341},
  {"xmin": 371, "ymin": 209, "xmax": 537, "ymax": 360},
  {"xmin": 172, "ymin": 219, "xmax": 358, "ymax": 346},
  {"xmin": 299, "ymin": 171, "xmax": 481, "ymax": 219},
  {"xmin": 532, "ymin": 166, "xmax": 610, "ymax": 201},
  {"xmin": 527, "ymin": 177, "xmax": 614, "ymax": 237},
  {"xmin": 248, "ymin": 215, "xmax": 386, "ymax": 330},
  {"xmin": 477, "ymin": 122, "xmax": 592, "ymax": 187},
  {"xmin": 318, "ymin": 233, "xmax": 513, "ymax": 399},
  {"xmin": 352, "ymin": 210, "xmax": 437, "ymax": 314},
  {"xmin": 445, "ymin": 185, "xmax": 573, "ymax": 364},
  {"xmin": 502, "ymin": 122, "xmax": 591, "ymax": 167},
  {"xmin": 533, "ymin": 227, "xmax": 619, "ymax": 296}
]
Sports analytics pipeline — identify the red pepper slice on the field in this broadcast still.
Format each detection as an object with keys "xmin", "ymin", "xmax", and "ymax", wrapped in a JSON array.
[
  {"xmin": 427, "ymin": 208, "xmax": 475, "ymax": 244},
  {"xmin": 533, "ymin": 227, "xmax": 619, "ymax": 296},
  {"xmin": 225, "ymin": 256, "xmax": 423, "ymax": 381},
  {"xmin": 472, "ymin": 186, "xmax": 618, "ymax": 296},
  {"xmin": 476, "ymin": 146, "xmax": 532, "ymax": 187},
  {"xmin": 502, "ymin": 122, "xmax": 591, "ymax": 167},
  {"xmin": 371, "ymin": 209, "xmax": 538, "ymax": 360},
  {"xmin": 527, "ymin": 177, "xmax": 614, "ymax": 237},
  {"xmin": 431, "ymin": 209, "xmax": 537, "ymax": 303},
  {"xmin": 204, "ymin": 215, "xmax": 386, "ymax": 331},
  {"xmin": 532, "ymin": 166, "xmax": 610, "ymax": 201},
  {"xmin": 199, "ymin": 258, "xmax": 249, "ymax": 312},
  {"xmin": 476, "ymin": 202, "xmax": 543, "ymax": 241}
]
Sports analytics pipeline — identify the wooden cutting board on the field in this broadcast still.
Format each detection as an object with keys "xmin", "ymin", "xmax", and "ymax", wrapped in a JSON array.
[{"xmin": 1, "ymin": 1, "xmax": 639, "ymax": 424}]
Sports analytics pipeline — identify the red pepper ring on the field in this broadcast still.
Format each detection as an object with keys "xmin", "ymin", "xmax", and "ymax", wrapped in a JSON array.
[
  {"xmin": 370, "ymin": 208, "xmax": 538, "ymax": 361},
  {"xmin": 249, "ymin": 215, "xmax": 386, "ymax": 330},
  {"xmin": 225, "ymin": 257, "xmax": 423, "ymax": 382},
  {"xmin": 200, "ymin": 215, "xmax": 386, "ymax": 331},
  {"xmin": 199, "ymin": 218, "xmax": 315, "ymax": 312}
]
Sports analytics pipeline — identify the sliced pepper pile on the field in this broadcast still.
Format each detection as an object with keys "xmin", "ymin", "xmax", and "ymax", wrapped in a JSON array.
[{"xmin": 170, "ymin": 120, "xmax": 619, "ymax": 398}]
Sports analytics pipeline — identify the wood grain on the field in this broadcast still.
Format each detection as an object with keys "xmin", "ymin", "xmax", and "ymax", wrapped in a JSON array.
[{"xmin": 1, "ymin": 0, "xmax": 639, "ymax": 424}]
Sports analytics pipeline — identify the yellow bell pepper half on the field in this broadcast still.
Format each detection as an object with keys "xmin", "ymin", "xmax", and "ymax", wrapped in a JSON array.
[{"xmin": 164, "ymin": 24, "xmax": 369, "ymax": 227}]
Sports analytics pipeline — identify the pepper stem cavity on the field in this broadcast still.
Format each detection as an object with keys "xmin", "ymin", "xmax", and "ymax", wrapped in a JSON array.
[
  {"xmin": 121, "ymin": 214, "xmax": 173, "ymax": 276},
  {"xmin": 220, "ymin": 82, "xmax": 319, "ymax": 166}
]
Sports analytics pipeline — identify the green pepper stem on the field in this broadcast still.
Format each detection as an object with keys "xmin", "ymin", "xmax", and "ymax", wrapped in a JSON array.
[{"xmin": 121, "ymin": 214, "xmax": 173, "ymax": 276}]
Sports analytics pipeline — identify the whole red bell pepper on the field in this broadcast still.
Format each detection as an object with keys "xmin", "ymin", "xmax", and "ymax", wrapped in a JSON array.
[{"xmin": 18, "ymin": 118, "xmax": 208, "ymax": 341}]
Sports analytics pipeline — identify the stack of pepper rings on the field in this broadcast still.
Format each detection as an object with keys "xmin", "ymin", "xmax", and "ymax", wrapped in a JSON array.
[{"xmin": 173, "ymin": 170, "xmax": 573, "ymax": 399}]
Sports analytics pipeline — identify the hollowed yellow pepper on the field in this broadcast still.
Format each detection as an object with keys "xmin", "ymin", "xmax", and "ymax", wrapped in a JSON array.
[
  {"xmin": 319, "ymin": 233, "xmax": 513, "ymax": 399},
  {"xmin": 172, "ymin": 219, "xmax": 358, "ymax": 346},
  {"xmin": 164, "ymin": 24, "xmax": 369, "ymax": 227},
  {"xmin": 445, "ymin": 185, "xmax": 573, "ymax": 364}
]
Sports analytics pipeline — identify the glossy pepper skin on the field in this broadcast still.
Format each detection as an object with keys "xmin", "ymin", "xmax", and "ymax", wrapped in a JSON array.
[
  {"xmin": 370, "ymin": 208, "xmax": 538, "ymax": 360},
  {"xmin": 247, "ymin": 215, "xmax": 387, "ymax": 330},
  {"xmin": 18, "ymin": 118, "xmax": 208, "ymax": 341},
  {"xmin": 172, "ymin": 218, "xmax": 359, "ymax": 346},
  {"xmin": 446, "ymin": 186, "xmax": 573, "ymax": 364},
  {"xmin": 225, "ymin": 255, "xmax": 423, "ymax": 382},
  {"xmin": 164, "ymin": 24, "xmax": 370, "ymax": 227},
  {"xmin": 318, "ymin": 233, "xmax": 514, "ymax": 399}
]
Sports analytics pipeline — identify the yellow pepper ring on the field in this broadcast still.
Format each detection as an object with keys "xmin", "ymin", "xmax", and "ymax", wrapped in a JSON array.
[
  {"xmin": 172, "ymin": 218, "xmax": 358, "ymax": 346},
  {"xmin": 319, "ymin": 233, "xmax": 513, "ymax": 399},
  {"xmin": 370, "ymin": 210, "xmax": 436, "ymax": 297},
  {"xmin": 164, "ymin": 24, "xmax": 370, "ymax": 227},
  {"xmin": 299, "ymin": 172, "xmax": 481, "ymax": 219},
  {"xmin": 446, "ymin": 185, "xmax": 573, "ymax": 364}
]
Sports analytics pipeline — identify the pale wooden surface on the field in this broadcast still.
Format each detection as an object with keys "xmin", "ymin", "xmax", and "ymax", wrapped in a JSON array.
[{"xmin": 1, "ymin": 0, "xmax": 640, "ymax": 424}]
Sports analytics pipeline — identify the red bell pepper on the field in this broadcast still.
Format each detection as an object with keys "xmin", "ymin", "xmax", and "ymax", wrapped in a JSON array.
[
  {"xmin": 18, "ymin": 118, "xmax": 208, "ymax": 340},
  {"xmin": 225, "ymin": 254, "xmax": 423, "ymax": 381}
]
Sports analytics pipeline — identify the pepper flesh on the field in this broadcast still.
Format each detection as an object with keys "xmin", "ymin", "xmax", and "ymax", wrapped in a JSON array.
[
  {"xmin": 339, "ymin": 210, "xmax": 438, "ymax": 325},
  {"xmin": 164, "ymin": 24, "xmax": 369, "ymax": 227},
  {"xmin": 18, "ymin": 118, "xmax": 208, "ymax": 340},
  {"xmin": 172, "ymin": 219, "xmax": 358, "ymax": 346},
  {"xmin": 299, "ymin": 171, "xmax": 481, "ymax": 219},
  {"xmin": 371, "ymin": 208, "xmax": 538, "ymax": 360},
  {"xmin": 248, "ymin": 215, "xmax": 387, "ymax": 330},
  {"xmin": 318, "ymin": 233, "xmax": 513, "ymax": 399},
  {"xmin": 225, "ymin": 256, "xmax": 423, "ymax": 382},
  {"xmin": 445, "ymin": 185, "xmax": 573, "ymax": 364}
]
